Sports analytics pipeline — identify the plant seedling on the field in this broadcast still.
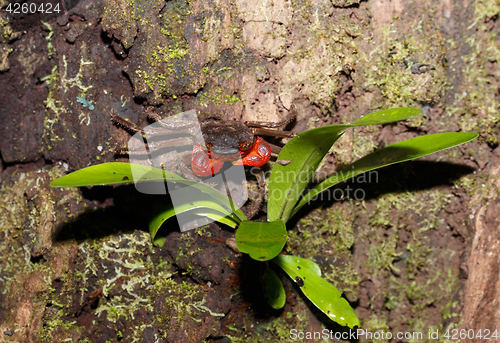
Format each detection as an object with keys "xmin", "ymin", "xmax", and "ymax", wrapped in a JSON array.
[
  {"xmin": 112, "ymin": 108, "xmax": 296, "ymax": 218},
  {"xmin": 51, "ymin": 107, "xmax": 477, "ymax": 329}
]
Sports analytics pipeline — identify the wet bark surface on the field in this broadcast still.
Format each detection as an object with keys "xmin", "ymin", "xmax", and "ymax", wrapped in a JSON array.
[{"xmin": 1, "ymin": 0, "xmax": 500, "ymax": 342}]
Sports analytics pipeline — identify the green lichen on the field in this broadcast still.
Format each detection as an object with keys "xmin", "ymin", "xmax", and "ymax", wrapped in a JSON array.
[
  {"xmin": 406, "ymin": 231, "xmax": 434, "ymax": 275},
  {"xmin": 388, "ymin": 263, "xmax": 460, "ymax": 331},
  {"xmin": 101, "ymin": 0, "xmax": 142, "ymax": 48},
  {"xmin": 359, "ymin": 185, "xmax": 461, "ymax": 339},
  {"xmin": 153, "ymin": 277, "xmax": 218, "ymax": 340},
  {"xmin": 0, "ymin": 167, "xmax": 88, "ymax": 341},
  {"xmin": 362, "ymin": 315, "xmax": 390, "ymax": 343},
  {"xmin": 57, "ymin": 229, "xmax": 225, "ymax": 341},
  {"xmin": 36, "ymin": 232, "xmax": 160, "ymax": 341},
  {"xmin": 60, "ymin": 54, "xmax": 94, "ymax": 94},
  {"xmin": 226, "ymin": 307, "xmax": 309, "ymax": 343},
  {"xmin": 0, "ymin": 3, "xmax": 21, "ymax": 71},
  {"xmin": 125, "ymin": 0, "xmax": 202, "ymax": 103},
  {"xmin": 366, "ymin": 228, "xmax": 401, "ymax": 276},
  {"xmin": 446, "ymin": 0, "xmax": 500, "ymax": 145},
  {"xmin": 355, "ymin": 21, "xmax": 448, "ymax": 110},
  {"xmin": 470, "ymin": 0, "xmax": 500, "ymax": 27},
  {"xmin": 40, "ymin": 49, "xmax": 94, "ymax": 146},
  {"xmin": 0, "ymin": 173, "xmax": 32, "ymax": 295},
  {"xmin": 279, "ymin": 1, "xmax": 360, "ymax": 111},
  {"xmin": 40, "ymin": 306, "xmax": 82, "ymax": 342},
  {"xmin": 195, "ymin": 89, "xmax": 243, "ymax": 107},
  {"xmin": 366, "ymin": 189, "xmax": 452, "ymax": 278},
  {"xmin": 369, "ymin": 190, "xmax": 450, "ymax": 231},
  {"xmin": 41, "ymin": 65, "xmax": 64, "ymax": 139},
  {"xmin": 41, "ymin": 20, "xmax": 55, "ymax": 56}
]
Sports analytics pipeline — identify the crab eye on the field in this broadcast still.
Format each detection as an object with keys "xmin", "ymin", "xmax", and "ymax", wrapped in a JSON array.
[
  {"xmin": 240, "ymin": 141, "xmax": 252, "ymax": 151},
  {"xmin": 204, "ymin": 142, "xmax": 213, "ymax": 149}
]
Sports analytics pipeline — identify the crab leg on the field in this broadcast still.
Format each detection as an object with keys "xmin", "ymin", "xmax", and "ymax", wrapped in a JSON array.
[
  {"xmin": 251, "ymin": 127, "xmax": 296, "ymax": 138},
  {"xmin": 245, "ymin": 106, "xmax": 297, "ymax": 139},
  {"xmin": 137, "ymin": 137, "xmax": 194, "ymax": 151},
  {"xmin": 146, "ymin": 111, "xmax": 199, "ymax": 132},
  {"xmin": 112, "ymin": 114, "xmax": 198, "ymax": 137},
  {"xmin": 112, "ymin": 114, "xmax": 144, "ymax": 134},
  {"xmin": 115, "ymin": 134, "xmax": 194, "ymax": 155},
  {"xmin": 269, "ymin": 143, "xmax": 282, "ymax": 155},
  {"xmin": 112, "ymin": 113, "xmax": 200, "ymax": 157}
]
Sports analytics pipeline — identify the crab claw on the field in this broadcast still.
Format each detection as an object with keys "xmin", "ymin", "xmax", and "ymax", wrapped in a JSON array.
[
  {"xmin": 233, "ymin": 137, "xmax": 272, "ymax": 167},
  {"xmin": 191, "ymin": 145, "xmax": 224, "ymax": 177}
]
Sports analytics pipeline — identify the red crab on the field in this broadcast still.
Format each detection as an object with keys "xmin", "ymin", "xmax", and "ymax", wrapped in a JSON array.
[{"xmin": 112, "ymin": 110, "xmax": 296, "ymax": 177}]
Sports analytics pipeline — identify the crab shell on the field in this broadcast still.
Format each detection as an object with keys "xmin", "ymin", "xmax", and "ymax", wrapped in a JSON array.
[
  {"xmin": 200, "ymin": 120, "xmax": 254, "ymax": 157},
  {"xmin": 192, "ymin": 120, "xmax": 272, "ymax": 177}
]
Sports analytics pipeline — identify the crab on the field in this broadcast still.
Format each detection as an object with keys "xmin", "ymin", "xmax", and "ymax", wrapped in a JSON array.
[
  {"xmin": 112, "ymin": 109, "xmax": 296, "ymax": 218},
  {"xmin": 112, "ymin": 109, "xmax": 296, "ymax": 178}
]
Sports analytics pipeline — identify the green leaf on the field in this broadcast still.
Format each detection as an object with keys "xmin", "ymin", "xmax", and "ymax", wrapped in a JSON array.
[
  {"xmin": 273, "ymin": 255, "xmax": 360, "ymax": 329},
  {"xmin": 262, "ymin": 268, "xmax": 286, "ymax": 309},
  {"xmin": 267, "ymin": 126, "xmax": 348, "ymax": 223},
  {"xmin": 268, "ymin": 108, "xmax": 422, "ymax": 223},
  {"xmin": 149, "ymin": 200, "xmax": 240, "ymax": 242},
  {"xmin": 49, "ymin": 162, "xmax": 173, "ymax": 187},
  {"xmin": 350, "ymin": 107, "xmax": 422, "ymax": 126},
  {"xmin": 150, "ymin": 208, "xmax": 237, "ymax": 247},
  {"xmin": 149, "ymin": 204, "xmax": 177, "ymax": 241},
  {"xmin": 292, "ymin": 132, "xmax": 478, "ymax": 217},
  {"xmin": 190, "ymin": 209, "xmax": 239, "ymax": 229},
  {"xmin": 235, "ymin": 220, "xmax": 287, "ymax": 261},
  {"xmin": 50, "ymin": 162, "xmax": 246, "ymax": 223},
  {"xmin": 153, "ymin": 236, "xmax": 167, "ymax": 247},
  {"xmin": 289, "ymin": 257, "xmax": 322, "ymax": 277}
]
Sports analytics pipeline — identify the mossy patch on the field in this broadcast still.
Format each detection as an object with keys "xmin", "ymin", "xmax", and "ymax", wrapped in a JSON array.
[
  {"xmin": 356, "ymin": 185, "xmax": 462, "ymax": 338},
  {"xmin": 446, "ymin": 0, "xmax": 500, "ymax": 146},
  {"xmin": 0, "ymin": 166, "xmax": 86, "ymax": 339},
  {"xmin": 0, "ymin": 1, "xmax": 21, "ymax": 71},
  {"xmin": 278, "ymin": 0, "xmax": 360, "ymax": 111},
  {"xmin": 355, "ymin": 21, "xmax": 448, "ymax": 110},
  {"xmin": 41, "ymin": 46, "xmax": 94, "ymax": 151},
  {"xmin": 287, "ymin": 200, "xmax": 361, "ymax": 297},
  {"xmin": 0, "ymin": 173, "xmax": 32, "ymax": 295}
]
